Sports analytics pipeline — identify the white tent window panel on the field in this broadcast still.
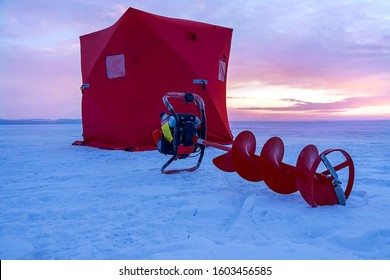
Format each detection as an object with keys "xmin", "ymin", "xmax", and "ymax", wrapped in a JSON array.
[
  {"xmin": 218, "ymin": 60, "xmax": 226, "ymax": 82},
  {"xmin": 106, "ymin": 54, "xmax": 126, "ymax": 79}
]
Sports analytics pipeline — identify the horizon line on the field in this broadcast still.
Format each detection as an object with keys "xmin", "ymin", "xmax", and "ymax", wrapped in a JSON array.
[{"xmin": 0, "ymin": 118, "xmax": 389, "ymax": 125}]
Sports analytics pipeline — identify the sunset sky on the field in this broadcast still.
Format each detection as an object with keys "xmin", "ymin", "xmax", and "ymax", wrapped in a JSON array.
[{"xmin": 1, "ymin": 0, "xmax": 389, "ymax": 120}]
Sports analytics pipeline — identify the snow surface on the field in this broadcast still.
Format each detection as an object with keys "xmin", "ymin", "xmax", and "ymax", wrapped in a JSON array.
[{"xmin": 0, "ymin": 121, "xmax": 389, "ymax": 260}]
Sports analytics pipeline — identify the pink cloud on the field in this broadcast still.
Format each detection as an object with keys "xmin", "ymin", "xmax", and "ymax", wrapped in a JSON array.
[{"xmin": 238, "ymin": 95, "xmax": 390, "ymax": 113}]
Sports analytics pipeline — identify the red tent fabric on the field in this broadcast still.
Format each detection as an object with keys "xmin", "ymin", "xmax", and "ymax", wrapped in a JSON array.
[{"xmin": 79, "ymin": 7, "xmax": 233, "ymax": 151}]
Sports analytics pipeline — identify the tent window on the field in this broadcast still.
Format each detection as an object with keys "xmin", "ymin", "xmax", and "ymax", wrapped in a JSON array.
[
  {"xmin": 106, "ymin": 54, "xmax": 126, "ymax": 79},
  {"xmin": 218, "ymin": 60, "xmax": 226, "ymax": 82}
]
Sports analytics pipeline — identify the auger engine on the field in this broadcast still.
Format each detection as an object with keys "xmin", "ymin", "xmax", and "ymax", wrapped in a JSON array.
[{"xmin": 153, "ymin": 92, "xmax": 206, "ymax": 174}]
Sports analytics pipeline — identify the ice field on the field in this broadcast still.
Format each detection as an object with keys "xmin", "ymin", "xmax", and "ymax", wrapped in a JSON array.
[{"xmin": 0, "ymin": 120, "xmax": 389, "ymax": 259}]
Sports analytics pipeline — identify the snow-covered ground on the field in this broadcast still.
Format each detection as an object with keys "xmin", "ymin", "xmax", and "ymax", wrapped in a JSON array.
[{"xmin": 0, "ymin": 121, "xmax": 389, "ymax": 260}]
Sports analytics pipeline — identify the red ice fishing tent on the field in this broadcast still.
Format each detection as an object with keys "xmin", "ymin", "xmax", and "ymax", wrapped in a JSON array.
[{"xmin": 78, "ymin": 7, "xmax": 233, "ymax": 151}]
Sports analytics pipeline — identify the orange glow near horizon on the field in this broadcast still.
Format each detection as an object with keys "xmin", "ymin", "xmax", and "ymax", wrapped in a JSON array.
[{"xmin": 226, "ymin": 72, "xmax": 390, "ymax": 121}]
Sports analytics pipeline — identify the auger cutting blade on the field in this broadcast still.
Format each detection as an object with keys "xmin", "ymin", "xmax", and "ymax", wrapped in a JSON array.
[
  {"xmin": 296, "ymin": 144, "xmax": 319, "ymax": 207},
  {"xmin": 232, "ymin": 131, "xmax": 263, "ymax": 182},
  {"xmin": 296, "ymin": 145, "xmax": 355, "ymax": 207},
  {"xmin": 260, "ymin": 137, "xmax": 298, "ymax": 194},
  {"xmin": 320, "ymin": 149, "xmax": 355, "ymax": 200},
  {"xmin": 212, "ymin": 152, "xmax": 235, "ymax": 172}
]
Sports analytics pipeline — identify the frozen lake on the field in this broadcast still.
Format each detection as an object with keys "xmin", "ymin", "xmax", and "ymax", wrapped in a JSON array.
[{"xmin": 0, "ymin": 120, "xmax": 389, "ymax": 259}]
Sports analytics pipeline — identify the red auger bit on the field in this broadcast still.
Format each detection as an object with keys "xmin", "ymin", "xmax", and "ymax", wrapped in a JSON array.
[{"xmin": 195, "ymin": 130, "xmax": 355, "ymax": 207}]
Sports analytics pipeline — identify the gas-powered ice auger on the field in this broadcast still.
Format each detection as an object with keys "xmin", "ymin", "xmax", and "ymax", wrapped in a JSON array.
[{"xmin": 154, "ymin": 92, "xmax": 355, "ymax": 207}]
